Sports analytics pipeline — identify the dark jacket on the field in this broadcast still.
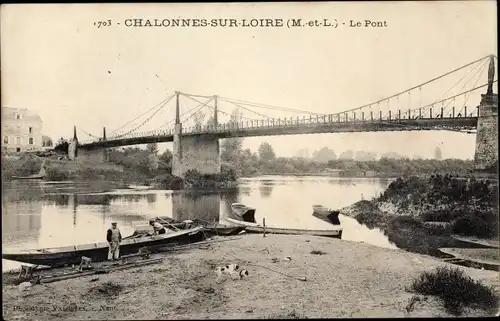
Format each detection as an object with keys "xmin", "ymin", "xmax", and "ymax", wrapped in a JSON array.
[{"xmin": 106, "ymin": 228, "xmax": 122, "ymax": 243}]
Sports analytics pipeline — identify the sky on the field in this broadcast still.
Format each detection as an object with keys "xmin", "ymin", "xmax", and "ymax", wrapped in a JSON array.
[{"xmin": 1, "ymin": 2, "xmax": 497, "ymax": 160}]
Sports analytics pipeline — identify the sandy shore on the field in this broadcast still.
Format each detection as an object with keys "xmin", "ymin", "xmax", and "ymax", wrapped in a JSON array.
[{"xmin": 3, "ymin": 234, "xmax": 499, "ymax": 320}]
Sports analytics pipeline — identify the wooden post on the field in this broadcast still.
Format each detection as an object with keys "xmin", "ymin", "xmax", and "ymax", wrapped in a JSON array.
[
  {"xmin": 464, "ymin": 106, "xmax": 467, "ymax": 117},
  {"xmin": 440, "ymin": 107, "xmax": 444, "ymax": 118},
  {"xmin": 370, "ymin": 111, "xmax": 373, "ymax": 121},
  {"xmin": 452, "ymin": 107, "xmax": 455, "ymax": 118},
  {"xmin": 389, "ymin": 110, "xmax": 391, "ymax": 120},
  {"xmin": 263, "ymin": 218, "xmax": 266, "ymax": 237}
]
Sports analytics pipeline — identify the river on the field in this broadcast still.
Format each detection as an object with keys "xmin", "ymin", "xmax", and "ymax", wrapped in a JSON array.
[{"xmin": 2, "ymin": 176, "xmax": 396, "ymax": 271}]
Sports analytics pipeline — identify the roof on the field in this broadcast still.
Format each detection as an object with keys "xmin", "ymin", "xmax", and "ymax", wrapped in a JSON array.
[{"xmin": 1, "ymin": 107, "xmax": 43, "ymax": 123}]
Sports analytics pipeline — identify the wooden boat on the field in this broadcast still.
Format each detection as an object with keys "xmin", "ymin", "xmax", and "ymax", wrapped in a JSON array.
[
  {"xmin": 223, "ymin": 217, "xmax": 259, "ymax": 227},
  {"xmin": 223, "ymin": 217, "xmax": 343, "ymax": 239},
  {"xmin": 2, "ymin": 226, "xmax": 205, "ymax": 267},
  {"xmin": 11, "ymin": 174, "xmax": 44, "ymax": 180},
  {"xmin": 312, "ymin": 205, "xmax": 341, "ymax": 225},
  {"xmin": 155, "ymin": 216, "xmax": 244, "ymax": 236},
  {"xmin": 245, "ymin": 225, "xmax": 343, "ymax": 239},
  {"xmin": 230, "ymin": 203, "xmax": 257, "ymax": 223}
]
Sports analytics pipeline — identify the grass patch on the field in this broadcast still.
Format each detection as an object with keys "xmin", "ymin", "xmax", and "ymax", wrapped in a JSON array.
[
  {"xmin": 407, "ymin": 266, "xmax": 499, "ymax": 316},
  {"xmin": 266, "ymin": 310, "xmax": 307, "ymax": 319},
  {"xmin": 310, "ymin": 250, "xmax": 327, "ymax": 255}
]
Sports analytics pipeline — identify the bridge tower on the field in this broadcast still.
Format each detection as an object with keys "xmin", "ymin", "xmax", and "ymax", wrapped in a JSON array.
[
  {"xmin": 474, "ymin": 55, "xmax": 498, "ymax": 171},
  {"xmin": 68, "ymin": 126, "xmax": 78, "ymax": 160},
  {"xmin": 172, "ymin": 92, "xmax": 221, "ymax": 178}
]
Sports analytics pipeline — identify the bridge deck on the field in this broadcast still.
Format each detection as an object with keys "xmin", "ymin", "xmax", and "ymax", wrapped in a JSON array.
[{"xmin": 79, "ymin": 117, "xmax": 477, "ymax": 149}]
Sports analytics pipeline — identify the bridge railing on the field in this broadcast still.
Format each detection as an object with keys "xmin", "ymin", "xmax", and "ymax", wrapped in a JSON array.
[{"xmin": 82, "ymin": 106, "xmax": 479, "ymax": 144}]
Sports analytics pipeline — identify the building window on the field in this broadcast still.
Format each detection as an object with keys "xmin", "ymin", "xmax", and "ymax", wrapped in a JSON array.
[
  {"xmin": 3, "ymin": 136, "xmax": 8, "ymax": 144},
  {"xmin": 16, "ymin": 148, "xmax": 21, "ymax": 152},
  {"xmin": 29, "ymin": 137, "xmax": 34, "ymax": 145},
  {"xmin": 29, "ymin": 126, "xmax": 33, "ymax": 134},
  {"xmin": 15, "ymin": 113, "xmax": 21, "ymax": 120},
  {"xmin": 16, "ymin": 136, "xmax": 21, "ymax": 145}
]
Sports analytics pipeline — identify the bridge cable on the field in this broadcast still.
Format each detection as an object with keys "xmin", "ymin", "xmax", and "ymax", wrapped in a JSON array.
[
  {"xmin": 109, "ymin": 94, "xmax": 174, "ymax": 135},
  {"xmin": 442, "ymin": 59, "xmax": 488, "ymax": 117},
  {"xmin": 110, "ymin": 93, "xmax": 175, "ymax": 139},
  {"xmin": 182, "ymin": 94, "xmax": 260, "ymax": 121},
  {"xmin": 216, "ymin": 99, "xmax": 274, "ymax": 120},
  {"xmin": 156, "ymin": 96, "xmax": 214, "ymax": 130},
  {"xmin": 339, "ymin": 54, "xmax": 491, "ymax": 115},
  {"xmin": 218, "ymin": 96, "xmax": 325, "ymax": 116},
  {"xmin": 458, "ymin": 59, "xmax": 489, "ymax": 116}
]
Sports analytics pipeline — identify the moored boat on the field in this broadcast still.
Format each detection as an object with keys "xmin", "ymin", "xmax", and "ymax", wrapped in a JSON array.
[
  {"xmin": 312, "ymin": 205, "xmax": 341, "ymax": 225},
  {"xmin": 11, "ymin": 174, "xmax": 44, "ymax": 180},
  {"xmin": 244, "ymin": 225, "xmax": 343, "ymax": 239},
  {"xmin": 155, "ymin": 216, "xmax": 245, "ymax": 236},
  {"xmin": 2, "ymin": 226, "xmax": 205, "ymax": 267},
  {"xmin": 230, "ymin": 203, "xmax": 257, "ymax": 223}
]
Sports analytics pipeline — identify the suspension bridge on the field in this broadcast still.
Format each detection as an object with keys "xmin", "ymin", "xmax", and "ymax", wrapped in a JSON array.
[{"xmin": 69, "ymin": 54, "xmax": 498, "ymax": 177}]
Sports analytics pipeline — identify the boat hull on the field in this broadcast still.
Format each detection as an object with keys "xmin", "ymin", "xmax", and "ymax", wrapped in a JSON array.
[
  {"xmin": 224, "ymin": 217, "xmax": 343, "ymax": 239},
  {"xmin": 230, "ymin": 203, "xmax": 257, "ymax": 223},
  {"xmin": 2, "ymin": 226, "xmax": 205, "ymax": 267},
  {"xmin": 155, "ymin": 217, "xmax": 244, "ymax": 236},
  {"xmin": 312, "ymin": 211, "xmax": 341, "ymax": 225},
  {"xmin": 11, "ymin": 175, "xmax": 44, "ymax": 180},
  {"xmin": 245, "ymin": 226, "xmax": 342, "ymax": 238}
]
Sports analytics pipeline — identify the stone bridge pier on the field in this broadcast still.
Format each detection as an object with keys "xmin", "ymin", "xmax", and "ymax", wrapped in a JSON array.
[
  {"xmin": 473, "ymin": 56, "xmax": 498, "ymax": 171},
  {"xmin": 68, "ymin": 126, "xmax": 109, "ymax": 163},
  {"xmin": 172, "ymin": 92, "xmax": 221, "ymax": 178}
]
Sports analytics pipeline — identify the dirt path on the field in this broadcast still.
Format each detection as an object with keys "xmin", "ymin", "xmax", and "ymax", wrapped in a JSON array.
[{"xmin": 3, "ymin": 234, "xmax": 499, "ymax": 320}]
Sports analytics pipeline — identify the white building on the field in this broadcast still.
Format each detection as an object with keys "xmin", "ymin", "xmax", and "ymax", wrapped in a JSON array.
[{"xmin": 2, "ymin": 107, "xmax": 43, "ymax": 152}]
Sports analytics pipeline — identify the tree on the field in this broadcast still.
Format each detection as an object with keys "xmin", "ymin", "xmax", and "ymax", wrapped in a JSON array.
[
  {"xmin": 159, "ymin": 149, "xmax": 173, "ymax": 166},
  {"xmin": 312, "ymin": 147, "xmax": 337, "ymax": 163},
  {"xmin": 220, "ymin": 108, "xmax": 244, "ymax": 164},
  {"xmin": 338, "ymin": 150, "xmax": 354, "ymax": 160},
  {"xmin": 434, "ymin": 147, "xmax": 443, "ymax": 160},
  {"xmin": 258, "ymin": 142, "xmax": 276, "ymax": 163},
  {"xmin": 42, "ymin": 135, "xmax": 53, "ymax": 147},
  {"xmin": 146, "ymin": 143, "xmax": 158, "ymax": 155}
]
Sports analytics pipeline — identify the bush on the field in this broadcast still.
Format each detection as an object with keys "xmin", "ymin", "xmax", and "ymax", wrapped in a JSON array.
[
  {"xmin": 407, "ymin": 266, "xmax": 499, "ymax": 315},
  {"xmin": 154, "ymin": 173, "xmax": 184, "ymax": 190},
  {"xmin": 44, "ymin": 167, "xmax": 70, "ymax": 181},
  {"xmin": 356, "ymin": 211, "xmax": 387, "ymax": 229},
  {"xmin": 452, "ymin": 215, "xmax": 496, "ymax": 238}
]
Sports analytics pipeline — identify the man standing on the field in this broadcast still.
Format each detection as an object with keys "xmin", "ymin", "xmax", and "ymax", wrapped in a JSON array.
[{"xmin": 106, "ymin": 222, "xmax": 122, "ymax": 261}]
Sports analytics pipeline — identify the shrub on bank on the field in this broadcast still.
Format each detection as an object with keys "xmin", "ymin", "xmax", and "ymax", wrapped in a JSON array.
[
  {"xmin": 407, "ymin": 266, "xmax": 499, "ymax": 316},
  {"xmin": 452, "ymin": 214, "xmax": 496, "ymax": 238},
  {"xmin": 44, "ymin": 164, "xmax": 123, "ymax": 182},
  {"xmin": 154, "ymin": 173, "xmax": 184, "ymax": 190},
  {"xmin": 1, "ymin": 155, "xmax": 43, "ymax": 180}
]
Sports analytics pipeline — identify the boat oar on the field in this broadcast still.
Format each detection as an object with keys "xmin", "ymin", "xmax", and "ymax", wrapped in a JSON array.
[{"xmin": 155, "ymin": 216, "xmax": 181, "ymax": 231}]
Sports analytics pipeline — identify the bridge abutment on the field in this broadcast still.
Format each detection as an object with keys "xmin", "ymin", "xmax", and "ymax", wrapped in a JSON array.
[
  {"xmin": 172, "ymin": 124, "xmax": 221, "ymax": 178},
  {"xmin": 77, "ymin": 148, "xmax": 109, "ymax": 163},
  {"xmin": 474, "ymin": 93, "xmax": 498, "ymax": 171}
]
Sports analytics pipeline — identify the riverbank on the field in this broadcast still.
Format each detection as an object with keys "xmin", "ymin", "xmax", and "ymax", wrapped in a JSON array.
[
  {"xmin": 1, "ymin": 155, "xmax": 238, "ymax": 190},
  {"xmin": 2, "ymin": 234, "xmax": 499, "ymax": 320},
  {"xmin": 340, "ymin": 175, "xmax": 499, "ymax": 258}
]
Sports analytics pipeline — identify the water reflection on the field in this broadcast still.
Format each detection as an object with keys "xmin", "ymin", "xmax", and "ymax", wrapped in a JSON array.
[
  {"xmin": 259, "ymin": 181, "xmax": 274, "ymax": 198},
  {"xmin": 2, "ymin": 177, "xmax": 395, "ymax": 271}
]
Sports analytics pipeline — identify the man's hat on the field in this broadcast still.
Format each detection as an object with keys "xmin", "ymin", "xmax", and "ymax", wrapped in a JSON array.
[{"xmin": 111, "ymin": 222, "xmax": 117, "ymax": 225}]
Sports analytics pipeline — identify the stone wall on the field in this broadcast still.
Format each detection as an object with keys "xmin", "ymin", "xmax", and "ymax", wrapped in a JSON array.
[
  {"xmin": 77, "ymin": 148, "xmax": 109, "ymax": 163},
  {"xmin": 474, "ymin": 94, "xmax": 498, "ymax": 171}
]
